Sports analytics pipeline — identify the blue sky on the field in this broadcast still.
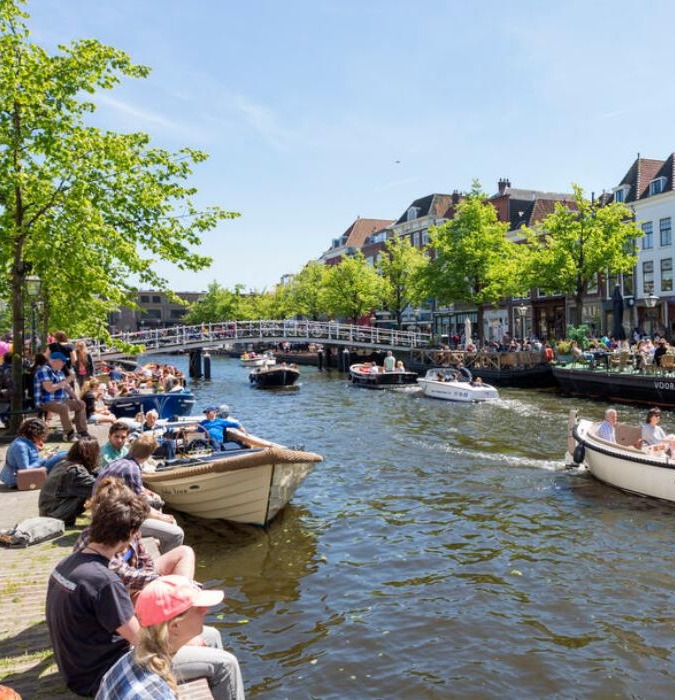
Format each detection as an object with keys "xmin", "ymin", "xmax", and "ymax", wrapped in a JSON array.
[{"xmin": 25, "ymin": 0, "xmax": 675, "ymax": 292}]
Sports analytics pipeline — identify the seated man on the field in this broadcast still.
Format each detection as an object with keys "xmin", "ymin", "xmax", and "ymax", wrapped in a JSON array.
[
  {"xmin": 95, "ymin": 434, "xmax": 184, "ymax": 554},
  {"xmin": 100, "ymin": 421, "xmax": 130, "ymax": 469},
  {"xmin": 138, "ymin": 409, "xmax": 176, "ymax": 460},
  {"xmin": 199, "ymin": 405, "xmax": 245, "ymax": 451},
  {"xmin": 596, "ymin": 408, "xmax": 617, "ymax": 442},
  {"xmin": 34, "ymin": 351, "xmax": 88, "ymax": 441}
]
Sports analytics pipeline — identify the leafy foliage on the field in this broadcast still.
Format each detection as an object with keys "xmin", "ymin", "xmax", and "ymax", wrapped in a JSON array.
[
  {"xmin": 377, "ymin": 235, "xmax": 427, "ymax": 328},
  {"xmin": 424, "ymin": 182, "xmax": 527, "ymax": 341},
  {"xmin": 523, "ymin": 184, "xmax": 642, "ymax": 325},
  {"xmin": 323, "ymin": 252, "xmax": 383, "ymax": 322}
]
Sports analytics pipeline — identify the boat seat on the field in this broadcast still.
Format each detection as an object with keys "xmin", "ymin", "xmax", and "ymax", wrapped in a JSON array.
[{"xmin": 615, "ymin": 423, "xmax": 642, "ymax": 448}]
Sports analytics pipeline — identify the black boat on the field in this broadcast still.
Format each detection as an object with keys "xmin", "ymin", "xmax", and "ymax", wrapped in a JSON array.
[
  {"xmin": 349, "ymin": 363, "xmax": 418, "ymax": 389},
  {"xmin": 552, "ymin": 365, "xmax": 675, "ymax": 408},
  {"xmin": 470, "ymin": 363, "xmax": 555, "ymax": 388},
  {"xmin": 250, "ymin": 364, "xmax": 300, "ymax": 389}
]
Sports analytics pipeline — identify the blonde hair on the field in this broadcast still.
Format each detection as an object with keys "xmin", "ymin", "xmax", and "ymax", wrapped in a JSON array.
[
  {"xmin": 134, "ymin": 621, "xmax": 179, "ymax": 694},
  {"xmin": 128, "ymin": 433, "xmax": 158, "ymax": 460}
]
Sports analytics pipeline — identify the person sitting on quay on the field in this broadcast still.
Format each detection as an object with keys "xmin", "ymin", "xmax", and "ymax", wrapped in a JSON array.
[
  {"xmin": 199, "ymin": 405, "xmax": 245, "ymax": 451},
  {"xmin": 96, "ymin": 434, "xmax": 184, "ymax": 554},
  {"xmin": 82, "ymin": 378, "xmax": 117, "ymax": 426},
  {"xmin": 383, "ymin": 350, "xmax": 396, "ymax": 372},
  {"xmin": 46, "ymin": 330, "xmax": 76, "ymax": 376},
  {"xmin": 0, "ymin": 417, "xmax": 66, "ymax": 488},
  {"xmin": 38, "ymin": 436, "xmax": 101, "ymax": 526},
  {"xmin": 596, "ymin": 408, "xmax": 618, "ymax": 442},
  {"xmin": 100, "ymin": 420, "xmax": 131, "ymax": 469},
  {"xmin": 96, "ymin": 575, "xmax": 245, "ymax": 700},
  {"xmin": 73, "ymin": 504, "xmax": 195, "ymax": 600},
  {"xmin": 46, "ymin": 477, "xmax": 150, "ymax": 697},
  {"xmin": 34, "ymin": 351, "xmax": 89, "ymax": 441}
]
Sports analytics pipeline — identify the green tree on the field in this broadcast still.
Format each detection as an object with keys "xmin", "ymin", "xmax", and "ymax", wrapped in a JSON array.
[
  {"xmin": 425, "ymin": 183, "xmax": 526, "ymax": 342},
  {"xmin": 183, "ymin": 282, "xmax": 245, "ymax": 324},
  {"xmin": 288, "ymin": 261, "xmax": 328, "ymax": 320},
  {"xmin": 0, "ymin": 1, "xmax": 237, "ymax": 418},
  {"xmin": 377, "ymin": 235, "xmax": 427, "ymax": 328},
  {"xmin": 523, "ymin": 184, "xmax": 642, "ymax": 326},
  {"xmin": 324, "ymin": 252, "xmax": 383, "ymax": 323}
]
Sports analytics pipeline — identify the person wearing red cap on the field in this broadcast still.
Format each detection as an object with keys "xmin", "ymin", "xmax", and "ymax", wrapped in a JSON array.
[{"xmin": 96, "ymin": 576, "xmax": 244, "ymax": 699}]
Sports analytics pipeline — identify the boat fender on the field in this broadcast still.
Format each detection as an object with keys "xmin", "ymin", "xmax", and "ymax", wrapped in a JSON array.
[{"xmin": 572, "ymin": 443, "xmax": 585, "ymax": 464}]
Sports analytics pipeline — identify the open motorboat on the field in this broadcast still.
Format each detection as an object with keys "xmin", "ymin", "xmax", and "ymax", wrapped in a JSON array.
[
  {"xmin": 417, "ymin": 367, "xmax": 499, "ymax": 402},
  {"xmin": 240, "ymin": 351, "xmax": 276, "ymax": 368},
  {"xmin": 142, "ymin": 428, "xmax": 322, "ymax": 525},
  {"xmin": 104, "ymin": 388, "xmax": 195, "ymax": 419},
  {"xmin": 249, "ymin": 363, "xmax": 300, "ymax": 388},
  {"xmin": 349, "ymin": 362, "xmax": 418, "ymax": 388},
  {"xmin": 566, "ymin": 409, "xmax": 675, "ymax": 502}
]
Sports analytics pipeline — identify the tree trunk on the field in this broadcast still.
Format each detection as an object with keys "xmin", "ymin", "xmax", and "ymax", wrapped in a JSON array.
[{"xmin": 10, "ymin": 250, "xmax": 25, "ymax": 433}]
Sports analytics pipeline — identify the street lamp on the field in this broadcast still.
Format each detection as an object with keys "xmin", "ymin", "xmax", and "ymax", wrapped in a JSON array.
[
  {"xmin": 514, "ymin": 303, "xmax": 527, "ymax": 344},
  {"xmin": 25, "ymin": 275, "xmax": 41, "ymax": 354},
  {"xmin": 644, "ymin": 293, "xmax": 659, "ymax": 336}
]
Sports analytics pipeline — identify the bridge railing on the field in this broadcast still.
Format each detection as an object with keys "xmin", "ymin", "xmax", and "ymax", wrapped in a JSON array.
[{"xmin": 90, "ymin": 320, "xmax": 431, "ymax": 356}]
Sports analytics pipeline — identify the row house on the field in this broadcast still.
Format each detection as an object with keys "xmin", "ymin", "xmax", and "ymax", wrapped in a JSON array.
[
  {"xmin": 108, "ymin": 290, "xmax": 203, "ymax": 332},
  {"xmin": 319, "ymin": 217, "xmax": 394, "ymax": 266},
  {"xmin": 612, "ymin": 153, "xmax": 675, "ymax": 339}
]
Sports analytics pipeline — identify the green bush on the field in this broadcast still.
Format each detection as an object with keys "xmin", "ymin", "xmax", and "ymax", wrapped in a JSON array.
[{"xmin": 566, "ymin": 324, "xmax": 590, "ymax": 350}]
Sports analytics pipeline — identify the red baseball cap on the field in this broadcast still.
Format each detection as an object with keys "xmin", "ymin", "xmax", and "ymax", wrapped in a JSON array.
[{"xmin": 135, "ymin": 575, "xmax": 224, "ymax": 626}]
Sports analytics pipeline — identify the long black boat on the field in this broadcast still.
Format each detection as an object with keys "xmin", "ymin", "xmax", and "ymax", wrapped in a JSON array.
[
  {"xmin": 552, "ymin": 365, "xmax": 675, "ymax": 408},
  {"xmin": 470, "ymin": 363, "xmax": 554, "ymax": 388},
  {"xmin": 349, "ymin": 363, "xmax": 418, "ymax": 389}
]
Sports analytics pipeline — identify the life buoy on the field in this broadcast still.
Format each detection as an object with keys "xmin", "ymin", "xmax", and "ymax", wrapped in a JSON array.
[{"xmin": 572, "ymin": 443, "xmax": 585, "ymax": 464}]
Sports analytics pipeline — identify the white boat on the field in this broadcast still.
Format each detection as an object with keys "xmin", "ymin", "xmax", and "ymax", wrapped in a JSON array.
[
  {"xmin": 142, "ymin": 429, "xmax": 322, "ymax": 525},
  {"xmin": 566, "ymin": 409, "xmax": 675, "ymax": 502},
  {"xmin": 416, "ymin": 367, "xmax": 499, "ymax": 402},
  {"xmin": 240, "ymin": 352, "xmax": 276, "ymax": 368}
]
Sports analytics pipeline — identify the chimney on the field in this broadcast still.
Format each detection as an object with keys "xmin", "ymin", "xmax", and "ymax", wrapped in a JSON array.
[
  {"xmin": 498, "ymin": 178, "xmax": 511, "ymax": 195},
  {"xmin": 451, "ymin": 190, "xmax": 460, "ymax": 205}
]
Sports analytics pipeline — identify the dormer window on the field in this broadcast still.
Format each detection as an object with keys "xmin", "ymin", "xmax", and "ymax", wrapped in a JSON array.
[
  {"xmin": 649, "ymin": 177, "xmax": 667, "ymax": 196},
  {"xmin": 407, "ymin": 206, "xmax": 420, "ymax": 222},
  {"xmin": 614, "ymin": 186, "xmax": 629, "ymax": 203}
]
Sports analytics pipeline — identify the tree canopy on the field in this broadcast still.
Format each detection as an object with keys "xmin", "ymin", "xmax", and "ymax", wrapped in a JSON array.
[
  {"xmin": 523, "ymin": 184, "xmax": 642, "ymax": 325},
  {"xmin": 0, "ymin": 0, "xmax": 237, "ymax": 414},
  {"xmin": 323, "ymin": 252, "xmax": 383, "ymax": 323},
  {"xmin": 425, "ymin": 183, "xmax": 526, "ymax": 341},
  {"xmin": 377, "ymin": 235, "xmax": 427, "ymax": 329}
]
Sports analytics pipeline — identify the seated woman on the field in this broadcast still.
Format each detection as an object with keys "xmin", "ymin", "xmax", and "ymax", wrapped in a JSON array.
[
  {"xmin": 394, "ymin": 360, "xmax": 406, "ymax": 372},
  {"xmin": 641, "ymin": 407, "xmax": 672, "ymax": 451},
  {"xmin": 0, "ymin": 418, "xmax": 66, "ymax": 488},
  {"xmin": 81, "ymin": 378, "xmax": 117, "ymax": 425},
  {"xmin": 38, "ymin": 437, "xmax": 100, "ymax": 525}
]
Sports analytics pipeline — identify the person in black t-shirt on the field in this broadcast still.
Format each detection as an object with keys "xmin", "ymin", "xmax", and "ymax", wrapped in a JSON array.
[{"xmin": 46, "ymin": 477, "xmax": 149, "ymax": 696}]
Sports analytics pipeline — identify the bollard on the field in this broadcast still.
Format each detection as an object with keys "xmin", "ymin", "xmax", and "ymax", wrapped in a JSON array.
[
  {"xmin": 342, "ymin": 348, "xmax": 350, "ymax": 372},
  {"xmin": 317, "ymin": 349, "xmax": 324, "ymax": 372},
  {"xmin": 203, "ymin": 353, "xmax": 211, "ymax": 380},
  {"xmin": 188, "ymin": 349, "xmax": 203, "ymax": 379}
]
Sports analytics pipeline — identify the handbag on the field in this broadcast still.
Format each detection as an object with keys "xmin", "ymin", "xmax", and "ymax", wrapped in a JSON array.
[{"xmin": 16, "ymin": 467, "xmax": 47, "ymax": 491}]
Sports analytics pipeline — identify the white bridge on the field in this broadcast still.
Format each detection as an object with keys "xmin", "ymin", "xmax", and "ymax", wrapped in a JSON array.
[{"xmin": 94, "ymin": 320, "xmax": 432, "ymax": 359}]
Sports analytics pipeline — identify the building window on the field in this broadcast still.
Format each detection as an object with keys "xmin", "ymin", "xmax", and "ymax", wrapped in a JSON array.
[
  {"xmin": 661, "ymin": 258, "xmax": 673, "ymax": 292},
  {"xmin": 649, "ymin": 177, "xmax": 666, "ymax": 196},
  {"xmin": 660, "ymin": 217, "xmax": 672, "ymax": 247},
  {"xmin": 623, "ymin": 272, "xmax": 634, "ymax": 297},
  {"xmin": 140, "ymin": 295, "xmax": 149, "ymax": 303},
  {"xmin": 152, "ymin": 295, "xmax": 161, "ymax": 303},
  {"xmin": 413, "ymin": 231, "xmax": 421, "ymax": 248},
  {"xmin": 145, "ymin": 309, "xmax": 161, "ymax": 319},
  {"xmin": 643, "ymin": 261, "xmax": 654, "ymax": 294},
  {"xmin": 614, "ymin": 188, "xmax": 625, "ymax": 203},
  {"xmin": 170, "ymin": 309, "xmax": 185, "ymax": 319},
  {"xmin": 407, "ymin": 206, "xmax": 419, "ymax": 222},
  {"xmin": 642, "ymin": 222, "xmax": 653, "ymax": 249}
]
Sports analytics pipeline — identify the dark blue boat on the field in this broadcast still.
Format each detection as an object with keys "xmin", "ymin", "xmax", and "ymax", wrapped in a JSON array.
[{"xmin": 105, "ymin": 390, "xmax": 196, "ymax": 419}]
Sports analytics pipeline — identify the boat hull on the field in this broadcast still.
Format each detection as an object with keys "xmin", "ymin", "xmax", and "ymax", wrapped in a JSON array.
[
  {"xmin": 553, "ymin": 366, "xmax": 675, "ymax": 408},
  {"xmin": 250, "ymin": 367, "xmax": 300, "ymax": 388},
  {"xmin": 143, "ymin": 446, "xmax": 322, "ymax": 525},
  {"xmin": 572, "ymin": 417, "xmax": 675, "ymax": 502},
  {"xmin": 417, "ymin": 378, "xmax": 499, "ymax": 402},
  {"xmin": 106, "ymin": 391, "xmax": 196, "ymax": 419},
  {"xmin": 471, "ymin": 363, "xmax": 555, "ymax": 388},
  {"xmin": 349, "ymin": 364, "xmax": 418, "ymax": 389}
]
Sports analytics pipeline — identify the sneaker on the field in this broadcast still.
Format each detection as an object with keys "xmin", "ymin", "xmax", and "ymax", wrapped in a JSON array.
[{"xmin": 64, "ymin": 430, "xmax": 75, "ymax": 442}]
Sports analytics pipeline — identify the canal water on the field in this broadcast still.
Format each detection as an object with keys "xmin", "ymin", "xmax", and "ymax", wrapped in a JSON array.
[{"xmin": 151, "ymin": 354, "xmax": 675, "ymax": 699}]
